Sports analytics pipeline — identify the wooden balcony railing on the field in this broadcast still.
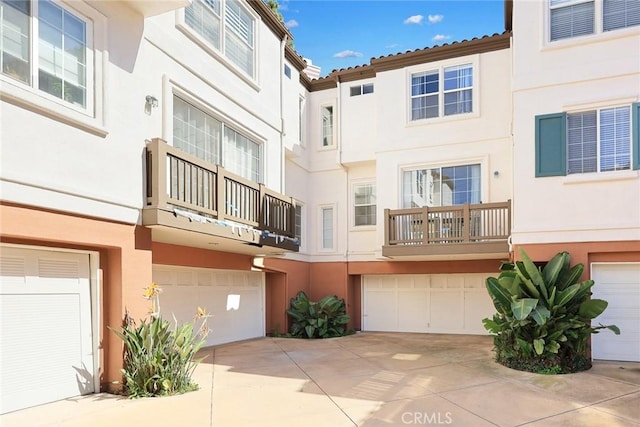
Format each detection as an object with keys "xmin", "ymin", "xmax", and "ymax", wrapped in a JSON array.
[
  {"xmin": 383, "ymin": 201, "xmax": 511, "ymax": 257},
  {"xmin": 145, "ymin": 138, "xmax": 296, "ymax": 238}
]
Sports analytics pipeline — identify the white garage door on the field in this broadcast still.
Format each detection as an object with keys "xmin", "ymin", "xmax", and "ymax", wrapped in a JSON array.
[
  {"xmin": 153, "ymin": 266, "xmax": 264, "ymax": 346},
  {"xmin": 591, "ymin": 263, "xmax": 640, "ymax": 362},
  {"xmin": 363, "ymin": 274, "xmax": 494, "ymax": 335},
  {"xmin": 0, "ymin": 246, "xmax": 95, "ymax": 414}
]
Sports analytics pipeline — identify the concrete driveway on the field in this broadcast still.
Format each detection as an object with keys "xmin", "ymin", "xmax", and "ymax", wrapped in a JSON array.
[{"xmin": 2, "ymin": 333, "xmax": 638, "ymax": 427}]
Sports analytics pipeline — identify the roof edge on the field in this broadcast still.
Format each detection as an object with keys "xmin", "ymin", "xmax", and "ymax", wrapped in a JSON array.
[
  {"xmin": 247, "ymin": 0, "xmax": 292, "ymax": 42},
  {"xmin": 370, "ymin": 31, "xmax": 511, "ymax": 72},
  {"xmin": 285, "ymin": 45, "xmax": 307, "ymax": 72}
]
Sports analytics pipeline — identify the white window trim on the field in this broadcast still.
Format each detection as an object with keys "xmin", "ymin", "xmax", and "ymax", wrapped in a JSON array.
[
  {"xmin": 351, "ymin": 180, "xmax": 376, "ymax": 230},
  {"xmin": 299, "ymin": 95, "xmax": 305, "ymax": 147},
  {"xmin": 565, "ymin": 103, "xmax": 633, "ymax": 175},
  {"xmin": 349, "ymin": 83, "xmax": 374, "ymax": 97},
  {"xmin": 406, "ymin": 55, "xmax": 480, "ymax": 126},
  {"xmin": 175, "ymin": 0, "xmax": 261, "ymax": 89},
  {"xmin": 318, "ymin": 203, "xmax": 337, "ymax": 252},
  {"xmin": 398, "ymin": 156, "xmax": 489, "ymax": 208},
  {"xmin": 0, "ymin": 0, "xmax": 106, "ymax": 135},
  {"xmin": 164, "ymin": 77, "xmax": 266, "ymax": 182},
  {"xmin": 293, "ymin": 200, "xmax": 305, "ymax": 252},
  {"xmin": 319, "ymin": 102, "xmax": 337, "ymax": 151},
  {"xmin": 542, "ymin": 0, "xmax": 640, "ymax": 49}
]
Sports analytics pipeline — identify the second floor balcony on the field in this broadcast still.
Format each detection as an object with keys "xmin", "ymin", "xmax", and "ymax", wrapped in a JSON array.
[
  {"xmin": 383, "ymin": 201, "xmax": 511, "ymax": 259},
  {"xmin": 143, "ymin": 138, "xmax": 298, "ymax": 254}
]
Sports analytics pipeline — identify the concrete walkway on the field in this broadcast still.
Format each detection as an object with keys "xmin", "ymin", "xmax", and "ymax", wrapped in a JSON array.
[{"xmin": 2, "ymin": 333, "xmax": 639, "ymax": 427}]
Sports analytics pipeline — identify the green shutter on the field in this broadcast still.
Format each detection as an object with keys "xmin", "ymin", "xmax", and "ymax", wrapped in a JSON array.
[
  {"xmin": 535, "ymin": 113, "xmax": 567, "ymax": 177},
  {"xmin": 633, "ymin": 102, "xmax": 640, "ymax": 170}
]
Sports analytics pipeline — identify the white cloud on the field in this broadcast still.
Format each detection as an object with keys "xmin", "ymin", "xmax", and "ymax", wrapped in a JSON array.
[
  {"xmin": 403, "ymin": 15, "xmax": 424, "ymax": 25},
  {"xmin": 386, "ymin": 43, "xmax": 401, "ymax": 49},
  {"xmin": 285, "ymin": 19, "xmax": 298, "ymax": 28},
  {"xmin": 333, "ymin": 50, "xmax": 363, "ymax": 58},
  {"xmin": 432, "ymin": 34, "xmax": 451, "ymax": 42},
  {"xmin": 428, "ymin": 14, "xmax": 444, "ymax": 24}
]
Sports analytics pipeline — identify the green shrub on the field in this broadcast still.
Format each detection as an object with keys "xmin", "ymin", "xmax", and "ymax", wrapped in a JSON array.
[
  {"xmin": 110, "ymin": 284, "xmax": 210, "ymax": 397},
  {"xmin": 483, "ymin": 249, "xmax": 620, "ymax": 374},
  {"xmin": 287, "ymin": 291, "xmax": 350, "ymax": 338}
]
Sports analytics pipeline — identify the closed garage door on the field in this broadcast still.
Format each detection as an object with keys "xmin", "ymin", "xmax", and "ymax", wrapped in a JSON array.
[
  {"xmin": 363, "ymin": 274, "xmax": 494, "ymax": 335},
  {"xmin": 591, "ymin": 263, "xmax": 640, "ymax": 362},
  {"xmin": 153, "ymin": 266, "xmax": 264, "ymax": 346},
  {"xmin": 0, "ymin": 246, "xmax": 95, "ymax": 414}
]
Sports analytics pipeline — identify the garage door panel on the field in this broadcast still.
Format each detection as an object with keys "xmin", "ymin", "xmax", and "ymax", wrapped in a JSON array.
[
  {"xmin": 592, "ymin": 263, "xmax": 640, "ymax": 362},
  {"xmin": 464, "ymin": 290, "xmax": 494, "ymax": 334},
  {"xmin": 398, "ymin": 290, "xmax": 428, "ymax": 332},
  {"xmin": 364, "ymin": 290, "xmax": 396, "ymax": 331},
  {"xmin": 152, "ymin": 266, "xmax": 264, "ymax": 347},
  {"xmin": 1, "ymin": 246, "xmax": 94, "ymax": 414},
  {"xmin": 430, "ymin": 291, "xmax": 463, "ymax": 331},
  {"xmin": 363, "ymin": 274, "xmax": 490, "ymax": 335}
]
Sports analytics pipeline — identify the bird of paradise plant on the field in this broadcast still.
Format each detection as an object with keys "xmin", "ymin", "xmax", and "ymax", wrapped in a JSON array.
[{"xmin": 110, "ymin": 283, "xmax": 212, "ymax": 397}]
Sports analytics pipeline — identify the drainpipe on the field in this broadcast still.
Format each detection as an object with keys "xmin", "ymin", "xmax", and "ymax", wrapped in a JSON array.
[
  {"xmin": 335, "ymin": 75, "xmax": 349, "ymax": 265},
  {"xmin": 279, "ymin": 36, "xmax": 287, "ymax": 194}
]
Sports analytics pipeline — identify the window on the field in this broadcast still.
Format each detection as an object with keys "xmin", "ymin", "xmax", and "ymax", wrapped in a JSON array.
[
  {"xmin": 298, "ymin": 96, "xmax": 304, "ymax": 143},
  {"xmin": 284, "ymin": 64, "xmax": 291, "ymax": 79},
  {"xmin": 568, "ymin": 106, "xmax": 631, "ymax": 173},
  {"xmin": 353, "ymin": 183, "xmax": 376, "ymax": 226},
  {"xmin": 321, "ymin": 206, "xmax": 334, "ymax": 250},
  {"xmin": 402, "ymin": 164, "xmax": 481, "ymax": 208},
  {"xmin": 603, "ymin": 0, "xmax": 640, "ymax": 31},
  {"xmin": 549, "ymin": 0, "xmax": 639, "ymax": 42},
  {"xmin": 535, "ymin": 103, "xmax": 640, "ymax": 177},
  {"xmin": 294, "ymin": 204, "xmax": 302, "ymax": 245},
  {"xmin": 1, "ymin": 0, "xmax": 90, "ymax": 108},
  {"xmin": 350, "ymin": 83, "xmax": 374, "ymax": 96},
  {"xmin": 173, "ymin": 95, "xmax": 262, "ymax": 182},
  {"xmin": 550, "ymin": 0, "xmax": 594, "ymax": 41},
  {"xmin": 321, "ymin": 105, "xmax": 334, "ymax": 147},
  {"xmin": 184, "ymin": 0, "xmax": 255, "ymax": 78},
  {"xmin": 411, "ymin": 64, "xmax": 472, "ymax": 121}
]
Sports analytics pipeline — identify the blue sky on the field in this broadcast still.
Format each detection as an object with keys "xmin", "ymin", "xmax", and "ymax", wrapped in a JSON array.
[{"xmin": 279, "ymin": 0, "xmax": 506, "ymax": 77}]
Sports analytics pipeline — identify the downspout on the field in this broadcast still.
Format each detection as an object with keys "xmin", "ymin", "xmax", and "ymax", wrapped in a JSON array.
[
  {"xmin": 279, "ymin": 36, "xmax": 287, "ymax": 193},
  {"xmin": 335, "ymin": 75, "xmax": 349, "ymax": 265},
  {"xmin": 334, "ymin": 75, "xmax": 353, "ymax": 328}
]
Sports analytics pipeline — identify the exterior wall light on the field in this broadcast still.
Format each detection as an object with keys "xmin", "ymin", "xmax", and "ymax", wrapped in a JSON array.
[{"xmin": 145, "ymin": 95, "xmax": 159, "ymax": 108}]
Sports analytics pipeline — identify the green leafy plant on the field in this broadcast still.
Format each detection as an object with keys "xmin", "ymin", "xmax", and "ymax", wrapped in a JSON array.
[
  {"xmin": 483, "ymin": 249, "xmax": 620, "ymax": 374},
  {"xmin": 287, "ymin": 291, "xmax": 351, "ymax": 338},
  {"xmin": 110, "ymin": 284, "xmax": 210, "ymax": 397}
]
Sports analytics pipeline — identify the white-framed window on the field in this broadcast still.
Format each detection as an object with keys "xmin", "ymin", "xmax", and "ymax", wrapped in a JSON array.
[
  {"xmin": 410, "ymin": 64, "xmax": 473, "ymax": 121},
  {"xmin": 183, "ymin": 0, "xmax": 255, "ymax": 79},
  {"xmin": 402, "ymin": 164, "xmax": 481, "ymax": 208},
  {"xmin": 321, "ymin": 104, "xmax": 334, "ymax": 147},
  {"xmin": 1, "ymin": 0, "xmax": 92, "ymax": 111},
  {"xmin": 284, "ymin": 64, "xmax": 291, "ymax": 79},
  {"xmin": 299, "ymin": 95, "xmax": 305, "ymax": 144},
  {"xmin": 568, "ymin": 105, "xmax": 631, "ymax": 174},
  {"xmin": 353, "ymin": 183, "xmax": 376, "ymax": 226},
  {"xmin": 294, "ymin": 203, "xmax": 302, "ymax": 246},
  {"xmin": 173, "ymin": 95, "xmax": 262, "ymax": 182},
  {"xmin": 320, "ymin": 205, "xmax": 335, "ymax": 250},
  {"xmin": 549, "ymin": 0, "xmax": 640, "ymax": 41},
  {"xmin": 350, "ymin": 83, "xmax": 374, "ymax": 96}
]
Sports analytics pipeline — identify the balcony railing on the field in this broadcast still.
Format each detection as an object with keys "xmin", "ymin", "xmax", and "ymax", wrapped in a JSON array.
[
  {"xmin": 383, "ymin": 201, "xmax": 511, "ymax": 257},
  {"xmin": 144, "ymin": 138, "xmax": 296, "ymax": 240}
]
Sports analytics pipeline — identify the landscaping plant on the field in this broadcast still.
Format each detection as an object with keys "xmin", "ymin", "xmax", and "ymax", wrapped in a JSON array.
[
  {"xmin": 287, "ymin": 291, "xmax": 351, "ymax": 338},
  {"xmin": 110, "ymin": 284, "xmax": 210, "ymax": 397},
  {"xmin": 483, "ymin": 249, "xmax": 620, "ymax": 374}
]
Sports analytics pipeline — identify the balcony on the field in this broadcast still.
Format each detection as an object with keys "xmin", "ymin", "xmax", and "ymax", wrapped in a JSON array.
[
  {"xmin": 383, "ymin": 201, "xmax": 511, "ymax": 259},
  {"xmin": 143, "ymin": 138, "xmax": 298, "ymax": 254}
]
